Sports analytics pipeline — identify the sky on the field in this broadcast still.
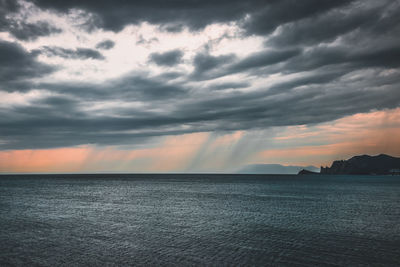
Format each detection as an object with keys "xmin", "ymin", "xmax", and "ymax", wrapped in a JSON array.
[{"xmin": 0, "ymin": 0, "xmax": 400, "ymax": 173}]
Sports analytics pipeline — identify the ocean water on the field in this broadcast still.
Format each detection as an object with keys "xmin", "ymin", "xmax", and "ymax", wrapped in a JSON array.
[{"xmin": 0, "ymin": 174, "xmax": 399, "ymax": 266}]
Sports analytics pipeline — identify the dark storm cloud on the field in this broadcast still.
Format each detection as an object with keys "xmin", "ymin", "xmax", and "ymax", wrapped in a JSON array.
[
  {"xmin": 0, "ymin": 0, "xmax": 19, "ymax": 13},
  {"xmin": 109, "ymin": 74, "xmax": 187, "ymax": 100},
  {"xmin": 7, "ymin": 21, "xmax": 62, "ymax": 41},
  {"xmin": 0, "ymin": 40, "xmax": 56, "ymax": 91},
  {"xmin": 159, "ymin": 23, "xmax": 185, "ymax": 33},
  {"xmin": 9, "ymin": 96, "xmax": 82, "ymax": 121},
  {"xmin": 227, "ymin": 49, "xmax": 301, "ymax": 74},
  {"xmin": 95, "ymin": 40, "xmax": 115, "ymax": 50},
  {"xmin": 27, "ymin": 0, "xmax": 356, "ymax": 36},
  {"xmin": 35, "ymin": 95, "xmax": 79, "ymax": 108},
  {"xmin": 28, "ymin": 0, "xmax": 266, "ymax": 32},
  {"xmin": 264, "ymin": 69, "xmax": 348, "ymax": 95},
  {"xmin": 190, "ymin": 49, "xmax": 300, "ymax": 81},
  {"xmin": 191, "ymin": 52, "xmax": 236, "ymax": 79},
  {"xmin": 279, "ymin": 45, "xmax": 400, "ymax": 75},
  {"xmin": 149, "ymin": 49, "xmax": 183, "ymax": 66},
  {"xmin": 1, "ymin": 0, "xmax": 400, "ymax": 150},
  {"xmin": 2, "ymin": 65, "xmax": 399, "ymax": 149},
  {"xmin": 37, "ymin": 46, "xmax": 105, "ymax": 60},
  {"xmin": 37, "ymin": 71, "xmax": 188, "ymax": 101},
  {"xmin": 0, "ymin": 1, "xmax": 61, "ymax": 41},
  {"xmin": 241, "ymin": 0, "xmax": 353, "ymax": 35},
  {"xmin": 0, "ymin": 0, "xmax": 21, "ymax": 33},
  {"xmin": 211, "ymin": 82, "xmax": 250, "ymax": 91},
  {"xmin": 265, "ymin": 4, "xmax": 378, "ymax": 47}
]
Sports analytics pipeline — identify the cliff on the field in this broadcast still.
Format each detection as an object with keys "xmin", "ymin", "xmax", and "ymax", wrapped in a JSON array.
[{"xmin": 320, "ymin": 154, "xmax": 400, "ymax": 175}]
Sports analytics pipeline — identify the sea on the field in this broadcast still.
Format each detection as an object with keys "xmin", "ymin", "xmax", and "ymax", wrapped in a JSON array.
[{"xmin": 0, "ymin": 174, "xmax": 399, "ymax": 266}]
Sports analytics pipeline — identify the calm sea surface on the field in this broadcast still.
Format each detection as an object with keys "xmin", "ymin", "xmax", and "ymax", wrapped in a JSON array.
[{"xmin": 0, "ymin": 174, "xmax": 399, "ymax": 266}]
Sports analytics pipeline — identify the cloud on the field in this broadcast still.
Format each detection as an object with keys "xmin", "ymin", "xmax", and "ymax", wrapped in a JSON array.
[
  {"xmin": 0, "ymin": 40, "xmax": 56, "ymax": 92},
  {"xmin": 0, "ymin": 0, "xmax": 19, "ymax": 13},
  {"xmin": 28, "ymin": 0, "xmax": 266, "ymax": 32},
  {"xmin": 95, "ymin": 39, "xmax": 115, "ymax": 50},
  {"xmin": 265, "ymin": 3, "xmax": 378, "ymax": 47},
  {"xmin": 39, "ymin": 71, "xmax": 188, "ymax": 101},
  {"xmin": 7, "ymin": 21, "xmax": 62, "ymax": 41},
  {"xmin": 277, "ymin": 45, "xmax": 400, "ymax": 76},
  {"xmin": 265, "ymin": 69, "xmax": 348, "ymax": 95},
  {"xmin": 191, "ymin": 52, "xmax": 236, "ymax": 79},
  {"xmin": 148, "ymin": 49, "xmax": 183, "ymax": 66},
  {"xmin": 0, "ymin": 0, "xmax": 399, "ymax": 157},
  {"xmin": 2, "ymin": 66, "xmax": 399, "ymax": 150},
  {"xmin": 159, "ymin": 23, "xmax": 184, "ymax": 33},
  {"xmin": 190, "ymin": 48, "xmax": 301, "ymax": 81},
  {"xmin": 37, "ymin": 46, "xmax": 105, "ymax": 60},
  {"xmin": 227, "ymin": 48, "xmax": 301, "ymax": 74},
  {"xmin": 241, "ymin": 0, "xmax": 353, "ymax": 35},
  {"xmin": 210, "ymin": 82, "xmax": 250, "ymax": 91},
  {"xmin": 0, "ymin": 1, "xmax": 62, "ymax": 41},
  {"xmin": 26, "ymin": 0, "xmax": 357, "ymax": 37},
  {"xmin": 136, "ymin": 35, "xmax": 159, "ymax": 46}
]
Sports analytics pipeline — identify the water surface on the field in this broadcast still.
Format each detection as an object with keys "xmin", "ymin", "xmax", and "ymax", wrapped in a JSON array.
[{"xmin": 1, "ymin": 174, "xmax": 399, "ymax": 266}]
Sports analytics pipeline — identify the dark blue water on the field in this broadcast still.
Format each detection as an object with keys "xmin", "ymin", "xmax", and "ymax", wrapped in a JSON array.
[{"xmin": 1, "ymin": 174, "xmax": 399, "ymax": 266}]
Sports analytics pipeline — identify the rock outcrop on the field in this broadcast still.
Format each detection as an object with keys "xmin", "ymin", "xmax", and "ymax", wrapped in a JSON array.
[{"xmin": 320, "ymin": 154, "xmax": 400, "ymax": 175}]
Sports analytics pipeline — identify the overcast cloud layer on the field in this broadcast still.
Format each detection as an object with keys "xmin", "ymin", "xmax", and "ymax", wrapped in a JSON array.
[{"xmin": 0, "ymin": 0, "xmax": 400, "ymax": 151}]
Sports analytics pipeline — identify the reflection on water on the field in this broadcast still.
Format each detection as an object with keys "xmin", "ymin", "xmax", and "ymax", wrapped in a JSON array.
[{"xmin": 1, "ymin": 174, "xmax": 399, "ymax": 266}]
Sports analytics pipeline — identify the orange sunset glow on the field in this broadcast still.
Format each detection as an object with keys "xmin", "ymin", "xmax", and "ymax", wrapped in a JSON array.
[
  {"xmin": 1, "ymin": 109, "xmax": 399, "ymax": 173},
  {"xmin": 1, "ymin": 0, "xmax": 400, "ymax": 174}
]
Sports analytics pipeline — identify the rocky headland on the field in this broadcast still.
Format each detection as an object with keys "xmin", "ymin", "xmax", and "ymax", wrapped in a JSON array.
[{"xmin": 320, "ymin": 154, "xmax": 400, "ymax": 175}]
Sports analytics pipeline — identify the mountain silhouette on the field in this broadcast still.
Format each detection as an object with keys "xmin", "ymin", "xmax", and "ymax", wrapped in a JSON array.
[{"xmin": 320, "ymin": 154, "xmax": 400, "ymax": 175}]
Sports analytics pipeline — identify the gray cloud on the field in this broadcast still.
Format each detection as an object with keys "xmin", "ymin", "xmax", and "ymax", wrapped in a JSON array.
[
  {"xmin": 0, "ymin": 1, "xmax": 62, "ymax": 41},
  {"xmin": 136, "ymin": 35, "xmax": 159, "ymax": 46},
  {"xmin": 37, "ymin": 46, "xmax": 105, "ymax": 60},
  {"xmin": 210, "ymin": 82, "xmax": 250, "ymax": 91},
  {"xmin": 266, "ymin": 69, "xmax": 347, "ymax": 95},
  {"xmin": 191, "ymin": 52, "xmax": 236, "ymax": 79},
  {"xmin": 149, "ymin": 49, "xmax": 183, "ymax": 66},
  {"xmin": 27, "ymin": 0, "xmax": 355, "ymax": 36},
  {"xmin": 28, "ymin": 0, "xmax": 266, "ymax": 32},
  {"xmin": 190, "ymin": 48, "xmax": 301, "ymax": 81},
  {"xmin": 265, "ymin": 4, "xmax": 378, "ymax": 47},
  {"xmin": 159, "ymin": 23, "xmax": 185, "ymax": 33},
  {"xmin": 7, "ymin": 21, "xmax": 62, "ymax": 41},
  {"xmin": 242, "ymin": 0, "xmax": 353, "ymax": 36},
  {"xmin": 0, "ymin": 0, "xmax": 400, "ymax": 150},
  {"xmin": 1, "ymin": 65, "xmax": 399, "ymax": 149},
  {"xmin": 0, "ymin": 40, "xmax": 56, "ymax": 91},
  {"xmin": 279, "ymin": 45, "xmax": 400, "ymax": 75},
  {"xmin": 36, "ymin": 71, "xmax": 188, "ymax": 101},
  {"xmin": 0, "ymin": 0, "xmax": 19, "ymax": 13},
  {"xmin": 95, "ymin": 40, "xmax": 115, "ymax": 50},
  {"xmin": 227, "ymin": 49, "xmax": 301, "ymax": 74}
]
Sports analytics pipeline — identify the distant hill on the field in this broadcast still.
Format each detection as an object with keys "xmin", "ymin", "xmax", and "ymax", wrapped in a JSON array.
[
  {"xmin": 321, "ymin": 154, "xmax": 400, "ymax": 175},
  {"xmin": 238, "ymin": 164, "xmax": 319, "ymax": 174},
  {"xmin": 297, "ymin": 169, "xmax": 319, "ymax": 175}
]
